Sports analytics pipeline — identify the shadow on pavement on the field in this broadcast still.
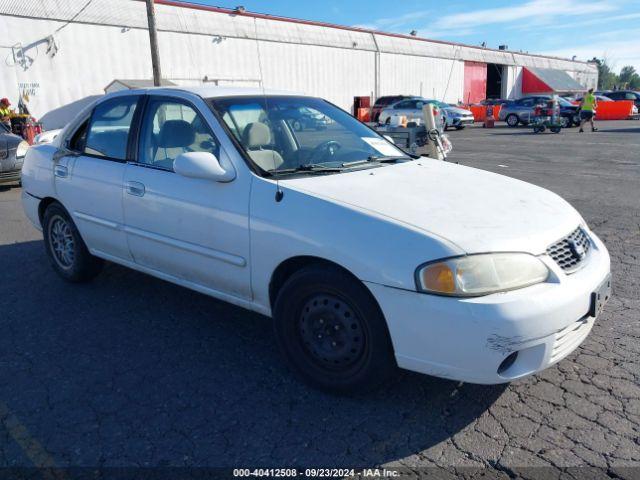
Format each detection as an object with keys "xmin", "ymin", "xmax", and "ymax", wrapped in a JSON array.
[{"xmin": 0, "ymin": 240, "xmax": 506, "ymax": 466}]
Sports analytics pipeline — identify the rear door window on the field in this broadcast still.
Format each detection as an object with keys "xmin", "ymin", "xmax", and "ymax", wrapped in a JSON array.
[{"xmin": 85, "ymin": 96, "xmax": 139, "ymax": 160}]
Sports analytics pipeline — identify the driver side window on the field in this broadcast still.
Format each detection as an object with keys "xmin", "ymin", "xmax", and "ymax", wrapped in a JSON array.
[{"xmin": 138, "ymin": 98, "xmax": 220, "ymax": 171}]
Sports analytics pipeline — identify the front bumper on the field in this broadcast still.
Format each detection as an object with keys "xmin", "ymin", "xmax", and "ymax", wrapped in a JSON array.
[
  {"xmin": 0, "ymin": 170, "xmax": 21, "ymax": 184},
  {"xmin": 450, "ymin": 116, "xmax": 474, "ymax": 126},
  {"xmin": 0, "ymin": 153, "xmax": 22, "ymax": 184},
  {"xmin": 366, "ymin": 229, "xmax": 611, "ymax": 384}
]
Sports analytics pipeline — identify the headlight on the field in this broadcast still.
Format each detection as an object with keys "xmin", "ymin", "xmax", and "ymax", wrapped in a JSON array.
[
  {"xmin": 415, "ymin": 253, "xmax": 549, "ymax": 297},
  {"xmin": 16, "ymin": 140, "xmax": 29, "ymax": 159}
]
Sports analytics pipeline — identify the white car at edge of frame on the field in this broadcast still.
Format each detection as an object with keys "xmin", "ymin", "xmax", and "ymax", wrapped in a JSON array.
[{"xmin": 21, "ymin": 86, "xmax": 612, "ymax": 393}]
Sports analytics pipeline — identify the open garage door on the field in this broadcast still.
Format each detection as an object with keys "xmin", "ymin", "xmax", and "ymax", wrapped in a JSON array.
[{"xmin": 463, "ymin": 61, "xmax": 487, "ymax": 104}]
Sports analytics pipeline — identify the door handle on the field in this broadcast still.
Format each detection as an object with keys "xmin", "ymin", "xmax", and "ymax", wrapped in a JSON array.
[
  {"xmin": 54, "ymin": 165, "xmax": 68, "ymax": 178},
  {"xmin": 125, "ymin": 181, "xmax": 145, "ymax": 197}
]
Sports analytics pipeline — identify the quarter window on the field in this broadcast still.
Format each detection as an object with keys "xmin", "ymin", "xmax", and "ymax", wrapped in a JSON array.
[
  {"xmin": 69, "ymin": 120, "xmax": 89, "ymax": 152},
  {"xmin": 138, "ymin": 98, "xmax": 220, "ymax": 171},
  {"xmin": 85, "ymin": 96, "xmax": 139, "ymax": 160}
]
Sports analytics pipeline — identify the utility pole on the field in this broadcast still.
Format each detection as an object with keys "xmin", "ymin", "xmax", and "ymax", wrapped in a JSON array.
[{"xmin": 145, "ymin": 0, "xmax": 162, "ymax": 86}]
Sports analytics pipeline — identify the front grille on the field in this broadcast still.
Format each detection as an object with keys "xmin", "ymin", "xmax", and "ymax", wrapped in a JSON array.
[
  {"xmin": 546, "ymin": 227, "xmax": 591, "ymax": 273},
  {"xmin": 550, "ymin": 318, "xmax": 593, "ymax": 362},
  {"xmin": 0, "ymin": 170, "xmax": 19, "ymax": 179}
]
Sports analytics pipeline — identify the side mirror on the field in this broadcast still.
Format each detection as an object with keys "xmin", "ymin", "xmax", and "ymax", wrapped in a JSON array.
[{"xmin": 174, "ymin": 151, "xmax": 235, "ymax": 182}]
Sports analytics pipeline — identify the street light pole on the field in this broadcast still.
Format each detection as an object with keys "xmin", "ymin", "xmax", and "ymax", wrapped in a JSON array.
[{"xmin": 145, "ymin": 0, "xmax": 162, "ymax": 86}]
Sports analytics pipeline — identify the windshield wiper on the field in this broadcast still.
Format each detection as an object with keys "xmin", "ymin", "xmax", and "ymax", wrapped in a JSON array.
[
  {"xmin": 367, "ymin": 154, "xmax": 416, "ymax": 163},
  {"xmin": 267, "ymin": 163, "xmax": 345, "ymax": 175}
]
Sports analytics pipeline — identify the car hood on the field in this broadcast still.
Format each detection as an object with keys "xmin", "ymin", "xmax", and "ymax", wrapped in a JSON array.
[
  {"xmin": 444, "ymin": 106, "xmax": 473, "ymax": 115},
  {"xmin": 282, "ymin": 160, "xmax": 582, "ymax": 254}
]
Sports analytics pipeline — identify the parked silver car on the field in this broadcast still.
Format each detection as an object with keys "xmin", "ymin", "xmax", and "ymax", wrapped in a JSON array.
[
  {"xmin": 426, "ymin": 100, "xmax": 475, "ymax": 130},
  {"xmin": 378, "ymin": 97, "xmax": 473, "ymax": 130},
  {"xmin": 498, "ymin": 95, "xmax": 580, "ymax": 128},
  {"xmin": 0, "ymin": 123, "xmax": 28, "ymax": 185}
]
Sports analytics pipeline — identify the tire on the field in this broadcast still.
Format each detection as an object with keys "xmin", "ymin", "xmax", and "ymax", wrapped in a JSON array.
[
  {"xmin": 560, "ymin": 116, "xmax": 570, "ymax": 128},
  {"xmin": 455, "ymin": 126, "xmax": 465, "ymax": 130},
  {"xmin": 273, "ymin": 265, "xmax": 396, "ymax": 393},
  {"xmin": 551, "ymin": 126, "xmax": 561, "ymax": 134},
  {"xmin": 506, "ymin": 114, "xmax": 519, "ymax": 127},
  {"xmin": 42, "ymin": 202, "xmax": 103, "ymax": 282},
  {"xmin": 573, "ymin": 114, "xmax": 581, "ymax": 127}
]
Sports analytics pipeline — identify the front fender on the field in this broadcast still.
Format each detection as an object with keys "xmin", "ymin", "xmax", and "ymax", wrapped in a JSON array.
[{"xmin": 249, "ymin": 175, "xmax": 462, "ymax": 313}]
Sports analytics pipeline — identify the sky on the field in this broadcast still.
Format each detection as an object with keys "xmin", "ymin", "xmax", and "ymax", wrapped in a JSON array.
[{"xmin": 174, "ymin": 0, "xmax": 640, "ymax": 73}]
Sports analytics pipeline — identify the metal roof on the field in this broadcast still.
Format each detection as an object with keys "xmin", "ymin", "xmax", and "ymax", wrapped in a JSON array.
[
  {"xmin": 148, "ymin": 86, "xmax": 302, "ymax": 98},
  {"xmin": 104, "ymin": 78, "xmax": 177, "ymax": 90},
  {"xmin": 526, "ymin": 67, "xmax": 585, "ymax": 92},
  {"xmin": 0, "ymin": 0, "xmax": 597, "ymax": 72}
]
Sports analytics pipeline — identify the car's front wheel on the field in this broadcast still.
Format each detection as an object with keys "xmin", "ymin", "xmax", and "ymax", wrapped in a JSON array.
[
  {"xmin": 42, "ymin": 202, "xmax": 103, "ymax": 282},
  {"xmin": 273, "ymin": 265, "xmax": 396, "ymax": 393},
  {"xmin": 560, "ymin": 116, "xmax": 570, "ymax": 128},
  {"xmin": 506, "ymin": 114, "xmax": 519, "ymax": 127}
]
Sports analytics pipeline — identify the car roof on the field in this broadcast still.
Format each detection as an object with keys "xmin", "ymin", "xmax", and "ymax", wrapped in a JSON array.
[{"xmin": 109, "ymin": 85, "xmax": 305, "ymax": 99}]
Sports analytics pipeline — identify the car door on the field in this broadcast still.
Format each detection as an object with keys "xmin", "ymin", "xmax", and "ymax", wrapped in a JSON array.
[
  {"xmin": 122, "ymin": 93, "xmax": 252, "ymax": 299},
  {"xmin": 54, "ymin": 93, "xmax": 142, "ymax": 262},
  {"xmin": 518, "ymin": 97, "xmax": 536, "ymax": 122}
]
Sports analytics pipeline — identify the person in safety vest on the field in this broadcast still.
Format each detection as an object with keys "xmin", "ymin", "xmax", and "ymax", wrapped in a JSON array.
[
  {"xmin": 0, "ymin": 98, "xmax": 13, "ymax": 130},
  {"xmin": 578, "ymin": 88, "xmax": 598, "ymax": 133}
]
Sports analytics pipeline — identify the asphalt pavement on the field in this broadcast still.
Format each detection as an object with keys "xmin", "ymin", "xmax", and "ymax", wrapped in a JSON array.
[{"xmin": 0, "ymin": 120, "xmax": 639, "ymax": 474}]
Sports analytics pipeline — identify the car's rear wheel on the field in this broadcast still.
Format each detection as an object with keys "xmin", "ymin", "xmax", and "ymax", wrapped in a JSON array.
[
  {"xmin": 43, "ymin": 202, "xmax": 103, "ymax": 282},
  {"xmin": 506, "ymin": 114, "xmax": 519, "ymax": 127},
  {"xmin": 273, "ymin": 265, "xmax": 396, "ymax": 393},
  {"xmin": 455, "ymin": 125, "xmax": 465, "ymax": 130}
]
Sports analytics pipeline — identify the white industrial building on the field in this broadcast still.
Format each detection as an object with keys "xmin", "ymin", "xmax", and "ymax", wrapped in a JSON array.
[{"xmin": 0, "ymin": 0, "xmax": 598, "ymax": 128}]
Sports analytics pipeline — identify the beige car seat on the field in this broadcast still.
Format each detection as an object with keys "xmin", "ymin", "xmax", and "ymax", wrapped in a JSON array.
[{"xmin": 242, "ymin": 122, "xmax": 284, "ymax": 171}]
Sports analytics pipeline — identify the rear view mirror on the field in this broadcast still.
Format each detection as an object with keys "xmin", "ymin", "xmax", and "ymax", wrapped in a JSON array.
[{"xmin": 174, "ymin": 152, "xmax": 235, "ymax": 182}]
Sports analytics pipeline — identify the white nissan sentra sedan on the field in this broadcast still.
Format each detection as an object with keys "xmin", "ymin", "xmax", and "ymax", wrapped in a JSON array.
[{"xmin": 21, "ymin": 87, "xmax": 611, "ymax": 392}]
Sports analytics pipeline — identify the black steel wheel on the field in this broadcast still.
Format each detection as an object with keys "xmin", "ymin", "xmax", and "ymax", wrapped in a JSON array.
[
  {"xmin": 298, "ymin": 293, "xmax": 365, "ymax": 371},
  {"xmin": 273, "ymin": 264, "xmax": 396, "ymax": 393}
]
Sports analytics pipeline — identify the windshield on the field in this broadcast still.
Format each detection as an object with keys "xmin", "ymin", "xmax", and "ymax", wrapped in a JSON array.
[
  {"xmin": 556, "ymin": 97, "xmax": 574, "ymax": 107},
  {"xmin": 423, "ymin": 100, "xmax": 450, "ymax": 109},
  {"xmin": 209, "ymin": 96, "xmax": 407, "ymax": 175}
]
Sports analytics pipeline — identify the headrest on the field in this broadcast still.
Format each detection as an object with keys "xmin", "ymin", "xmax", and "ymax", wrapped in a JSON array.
[
  {"xmin": 242, "ymin": 122, "xmax": 271, "ymax": 148},
  {"xmin": 158, "ymin": 120, "xmax": 195, "ymax": 148}
]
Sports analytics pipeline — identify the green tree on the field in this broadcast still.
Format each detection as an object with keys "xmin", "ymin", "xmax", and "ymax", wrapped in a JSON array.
[
  {"xmin": 591, "ymin": 57, "xmax": 618, "ymax": 90},
  {"xmin": 618, "ymin": 66, "xmax": 640, "ymax": 89}
]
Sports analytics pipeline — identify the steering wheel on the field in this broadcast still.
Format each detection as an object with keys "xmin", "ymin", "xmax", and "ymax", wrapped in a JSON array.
[{"xmin": 308, "ymin": 140, "xmax": 341, "ymax": 163}]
